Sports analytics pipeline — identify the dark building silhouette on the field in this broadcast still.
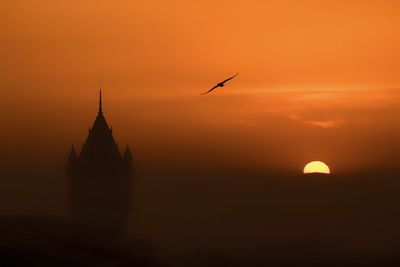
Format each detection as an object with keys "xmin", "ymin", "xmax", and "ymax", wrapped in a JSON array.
[
  {"xmin": 67, "ymin": 90, "xmax": 134, "ymax": 236},
  {"xmin": 0, "ymin": 91, "xmax": 167, "ymax": 266}
]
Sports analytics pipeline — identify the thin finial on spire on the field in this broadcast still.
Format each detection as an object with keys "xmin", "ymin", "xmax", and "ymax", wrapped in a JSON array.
[{"xmin": 99, "ymin": 79, "xmax": 103, "ymax": 114}]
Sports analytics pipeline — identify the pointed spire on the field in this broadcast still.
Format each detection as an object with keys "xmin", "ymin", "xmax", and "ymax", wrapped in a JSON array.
[
  {"xmin": 98, "ymin": 80, "xmax": 103, "ymax": 114},
  {"xmin": 69, "ymin": 145, "xmax": 78, "ymax": 161},
  {"xmin": 124, "ymin": 145, "xmax": 132, "ymax": 160}
]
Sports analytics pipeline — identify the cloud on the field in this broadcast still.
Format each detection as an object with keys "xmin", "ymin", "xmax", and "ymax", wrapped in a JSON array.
[
  {"xmin": 289, "ymin": 113, "xmax": 345, "ymax": 129},
  {"xmin": 303, "ymin": 119, "xmax": 345, "ymax": 129}
]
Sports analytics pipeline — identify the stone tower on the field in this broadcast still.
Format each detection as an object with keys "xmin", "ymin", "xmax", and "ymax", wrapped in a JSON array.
[{"xmin": 67, "ymin": 90, "xmax": 133, "ymax": 236}]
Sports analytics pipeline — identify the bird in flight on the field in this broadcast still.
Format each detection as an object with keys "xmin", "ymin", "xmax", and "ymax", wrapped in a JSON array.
[{"xmin": 201, "ymin": 73, "xmax": 239, "ymax": 95}]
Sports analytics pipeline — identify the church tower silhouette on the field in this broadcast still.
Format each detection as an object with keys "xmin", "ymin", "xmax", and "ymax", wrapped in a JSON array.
[{"xmin": 67, "ymin": 90, "xmax": 133, "ymax": 236}]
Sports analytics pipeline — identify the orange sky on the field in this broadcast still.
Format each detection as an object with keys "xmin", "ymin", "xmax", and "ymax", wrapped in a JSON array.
[{"xmin": 2, "ymin": 0, "xmax": 400, "ymax": 173}]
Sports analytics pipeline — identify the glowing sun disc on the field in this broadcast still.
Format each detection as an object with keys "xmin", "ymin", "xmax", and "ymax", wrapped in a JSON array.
[{"xmin": 303, "ymin": 161, "xmax": 330, "ymax": 174}]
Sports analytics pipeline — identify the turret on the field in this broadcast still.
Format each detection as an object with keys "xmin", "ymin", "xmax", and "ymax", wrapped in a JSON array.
[
  {"xmin": 123, "ymin": 146, "xmax": 133, "ymax": 161},
  {"xmin": 67, "ymin": 146, "xmax": 78, "ymax": 175},
  {"xmin": 68, "ymin": 146, "xmax": 78, "ymax": 161},
  {"xmin": 123, "ymin": 145, "xmax": 134, "ymax": 176}
]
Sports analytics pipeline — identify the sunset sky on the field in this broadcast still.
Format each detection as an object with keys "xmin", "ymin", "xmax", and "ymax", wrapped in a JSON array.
[
  {"xmin": 2, "ymin": 0, "xmax": 400, "ymax": 244},
  {"xmin": 3, "ymin": 0, "xmax": 400, "ymax": 176}
]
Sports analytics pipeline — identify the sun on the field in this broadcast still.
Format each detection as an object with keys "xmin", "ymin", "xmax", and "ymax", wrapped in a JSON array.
[{"xmin": 303, "ymin": 161, "xmax": 330, "ymax": 174}]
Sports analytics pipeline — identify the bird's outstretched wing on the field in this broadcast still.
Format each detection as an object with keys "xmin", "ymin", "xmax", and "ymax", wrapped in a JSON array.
[
  {"xmin": 221, "ymin": 73, "xmax": 239, "ymax": 84},
  {"xmin": 201, "ymin": 85, "xmax": 219, "ymax": 95},
  {"xmin": 200, "ymin": 73, "xmax": 239, "ymax": 95}
]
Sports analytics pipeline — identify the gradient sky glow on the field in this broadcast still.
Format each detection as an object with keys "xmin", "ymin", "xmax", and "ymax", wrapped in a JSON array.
[{"xmin": 2, "ymin": 0, "xmax": 400, "ymax": 173}]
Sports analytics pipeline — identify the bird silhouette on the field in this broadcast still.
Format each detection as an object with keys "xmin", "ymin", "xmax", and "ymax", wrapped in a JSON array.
[{"xmin": 201, "ymin": 73, "xmax": 239, "ymax": 95}]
